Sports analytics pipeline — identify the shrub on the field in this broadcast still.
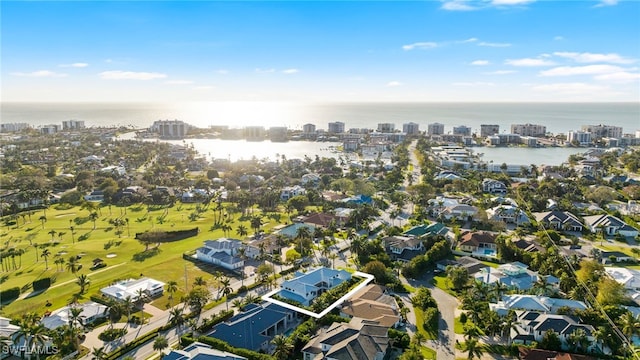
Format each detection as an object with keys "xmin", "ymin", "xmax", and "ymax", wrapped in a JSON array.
[
  {"xmin": 422, "ymin": 307, "xmax": 440, "ymax": 333},
  {"xmin": 32, "ymin": 277, "xmax": 52, "ymax": 291},
  {"xmin": 98, "ymin": 328, "xmax": 127, "ymax": 341},
  {"xmin": 0, "ymin": 287, "xmax": 20, "ymax": 303}
]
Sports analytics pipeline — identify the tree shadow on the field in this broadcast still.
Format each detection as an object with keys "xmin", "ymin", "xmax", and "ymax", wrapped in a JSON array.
[{"xmin": 132, "ymin": 248, "xmax": 161, "ymax": 262}]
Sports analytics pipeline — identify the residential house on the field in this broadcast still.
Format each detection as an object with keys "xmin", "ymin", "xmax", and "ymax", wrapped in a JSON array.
[
  {"xmin": 341, "ymin": 194, "xmax": 373, "ymax": 205},
  {"xmin": 84, "ymin": 189, "xmax": 105, "ymax": 202},
  {"xmin": 275, "ymin": 222, "xmax": 317, "ymax": 239},
  {"xmin": 281, "ymin": 185, "xmax": 306, "ymax": 201},
  {"xmin": 0, "ymin": 316, "xmax": 20, "ymax": 352},
  {"xmin": 209, "ymin": 303, "xmax": 297, "ymax": 352},
  {"xmin": 280, "ymin": 267, "xmax": 351, "ymax": 306},
  {"xmin": 302, "ymin": 319, "xmax": 390, "ymax": 360},
  {"xmin": 42, "ymin": 302, "xmax": 108, "ymax": 330},
  {"xmin": 474, "ymin": 262, "xmax": 539, "ymax": 291},
  {"xmin": 605, "ymin": 267, "xmax": 640, "ymax": 293},
  {"xmin": 482, "ymin": 178, "xmax": 508, "ymax": 194},
  {"xmin": 164, "ymin": 342, "xmax": 247, "ymax": 360},
  {"xmin": 339, "ymin": 284, "xmax": 400, "ymax": 328},
  {"xmin": 196, "ymin": 239, "xmax": 244, "ymax": 270},
  {"xmin": 100, "ymin": 277, "xmax": 165, "ymax": 302},
  {"xmin": 383, "ymin": 236, "xmax": 425, "ymax": 262},
  {"xmin": 583, "ymin": 214, "xmax": 639, "ymax": 238},
  {"xmin": 511, "ymin": 311, "xmax": 596, "ymax": 352},
  {"xmin": 511, "ymin": 239, "xmax": 545, "ymax": 253},
  {"xmin": 402, "ymin": 222, "xmax": 448, "ymax": 237},
  {"xmin": 458, "ymin": 231, "xmax": 497, "ymax": 255},
  {"xmin": 490, "ymin": 295, "xmax": 588, "ymax": 316},
  {"xmin": 302, "ymin": 213, "xmax": 347, "ymax": 228},
  {"xmin": 301, "ymin": 173, "xmax": 321, "ymax": 187},
  {"xmin": 244, "ymin": 235, "xmax": 281, "ymax": 260},
  {"xmin": 436, "ymin": 256, "xmax": 488, "ymax": 275},
  {"xmin": 600, "ymin": 250, "xmax": 635, "ymax": 264},
  {"xmin": 428, "ymin": 196, "xmax": 478, "ymax": 221},
  {"xmin": 533, "ymin": 211, "xmax": 584, "ymax": 232},
  {"xmin": 487, "ymin": 204, "xmax": 530, "ymax": 225}
]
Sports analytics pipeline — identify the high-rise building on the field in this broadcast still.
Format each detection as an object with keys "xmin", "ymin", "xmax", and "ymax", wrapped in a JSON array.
[
  {"xmin": 402, "ymin": 122, "xmax": 420, "ymax": 135},
  {"xmin": 377, "ymin": 123, "xmax": 395, "ymax": 133},
  {"xmin": 62, "ymin": 120, "xmax": 86, "ymax": 130},
  {"xmin": 151, "ymin": 120, "xmax": 188, "ymax": 138},
  {"xmin": 0, "ymin": 123, "xmax": 29, "ymax": 133},
  {"xmin": 427, "ymin": 122, "xmax": 444, "ymax": 136},
  {"xmin": 269, "ymin": 127, "xmax": 288, "ymax": 142},
  {"xmin": 567, "ymin": 131, "xmax": 592, "ymax": 146},
  {"xmin": 480, "ymin": 124, "xmax": 499, "ymax": 137},
  {"xmin": 511, "ymin": 123, "xmax": 547, "ymax": 137},
  {"xmin": 453, "ymin": 125, "xmax": 471, "ymax": 136},
  {"xmin": 40, "ymin": 124, "xmax": 60, "ymax": 134},
  {"xmin": 328, "ymin": 122, "xmax": 345, "ymax": 134},
  {"xmin": 302, "ymin": 123, "xmax": 316, "ymax": 134},
  {"xmin": 244, "ymin": 126, "xmax": 265, "ymax": 141},
  {"xmin": 581, "ymin": 124, "xmax": 623, "ymax": 139}
]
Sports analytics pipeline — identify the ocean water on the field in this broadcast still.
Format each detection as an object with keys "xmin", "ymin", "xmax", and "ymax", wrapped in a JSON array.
[{"xmin": 2, "ymin": 101, "xmax": 639, "ymax": 135}]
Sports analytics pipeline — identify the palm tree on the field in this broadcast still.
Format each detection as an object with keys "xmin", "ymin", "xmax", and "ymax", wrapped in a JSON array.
[
  {"xmin": 76, "ymin": 274, "xmax": 91, "ymax": 294},
  {"xmin": 169, "ymin": 307, "xmax": 185, "ymax": 329},
  {"xmin": 48, "ymin": 229, "xmax": 57, "ymax": 242},
  {"xmin": 220, "ymin": 277, "xmax": 233, "ymax": 311},
  {"xmin": 41, "ymin": 248, "xmax": 51, "ymax": 270},
  {"xmin": 91, "ymin": 346, "xmax": 107, "ymax": 360},
  {"xmin": 153, "ymin": 335, "xmax": 169, "ymax": 356},
  {"xmin": 90, "ymin": 212, "xmax": 99, "ymax": 230},
  {"xmin": 236, "ymin": 224, "xmax": 248, "ymax": 238},
  {"xmin": 122, "ymin": 296, "xmax": 134, "ymax": 324},
  {"xmin": 54, "ymin": 257, "xmax": 65, "ymax": 272},
  {"xmin": 412, "ymin": 331, "xmax": 425, "ymax": 347},
  {"xmin": 68, "ymin": 306, "xmax": 84, "ymax": 351},
  {"xmin": 271, "ymin": 334, "xmax": 293, "ymax": 360},
  {"xmin": 250, "ymin": 215, "xmax": 262, "ymax": 235},
  {"xmin": 66, "ymin": 256, "xmax": 80, "ymax": 275},
  {"xmin": 231, "ymin": 298, "xmax": 244, "ymax": 312},
  {"xmin": 194, "ymin": 276, "xmax": 207, "ymax": 287},
  {"xmin": 39, "ymin": 215, "xmax": 47, "ymax": 229},
  {"xmin": 592, "ymin": 326, "xmax": 609, "ymax": 354},
  {"xmin": 70, "ymin": 226, "xmax": 75, "ymax": 243},
  {"xmin": 106, "ymin": 301, "xmax": 123, "ymax": 328},
  {"xmin": 166, "ymin": 280, "xmax": 179, "ymax": 306},
  {"xmin": 620, "ymin": 311, "xmax": 640, "ymax": 341},
  {"xmin": 462, "ymin": 337, "xmax": 484, "ymax": 360}
]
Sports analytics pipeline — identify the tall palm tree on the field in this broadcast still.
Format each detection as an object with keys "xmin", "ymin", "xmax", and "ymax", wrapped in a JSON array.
[
  {"xmin": 220, "ymin": 277, "xmax": 233, "ymax": 311},
  {"xmin": 236, "ymin": 224, "xmax": 248, "ymax": 238},
  {"xmin": 66, "ymin": 256, "xmax": 80, "ymax": 276},
  {"xmin": 166, "ymin": 280, "xmax": 179, "ymax": 306},
  {"xmin": 194, "ymin": 276, "xmax": 207, "ymax": 287},
  {"xmin": 463, "ymin": 337, "xmax": 484, "ymax": 360},
  {"xmin": 106, "ymin": 301, "xmax": 123, "ymax": 329},
  {"xmin": 41, "ymin": 248, "xmax": 51, "ymax": 270},
  {"xmin": 76, "ymin": 274, "xmax": 91, "ymax": 294},
  {"xmin": 153, "ymin": 335, "xmax": 168, "ymax": 356},
  {"xmin": 169, "ymin": 307, "xmax": 185, "ymax": 329},
  {"xmin": 89, "ymin": 212, "xmax": 99, "ymax": 230},
  {"xmin": 39, "ymin": 215, "xmax": 47, "ymax": 229},
  {"xmin": 67, "ymin": 306, "xmax": 84, "ymax": 351},
  {"xmin": 271, "ymin": 334, "xmax": 293, "ymax": 360},
  {"xmin": 91, "ymin": 346, "xmax": 107, "ymax": 360},
  {"xmin": 122, "ymin": 296, "xmax": 134, "ymax": 324},
  {"xmin": 48, "ymin": 229, "xmax": 57, "ymax": 242}
]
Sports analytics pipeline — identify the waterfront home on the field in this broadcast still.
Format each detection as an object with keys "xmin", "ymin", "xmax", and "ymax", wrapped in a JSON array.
[
  {"xmin": 474, "ymin": 262, "xmax": 539, "ymax": 291},
  {"xmin": 209, "ymin": 303, "xmax": 297, "ymax": 353},
  {"xmin": 100, "ymin": 277, "xmax": 165, "ymax": 302},
  {"xmin": 458, "ymin": 231, "xmax": 497, "ymax": 255},
  {"xmin": 490, "ymin": 295, "xmax": 588, "ymax": 316},
  {"xmin": 511, "ymin": 311, "xmax": 596, "ymax": 352},
  {"xmin": 583, "ymin": 214, "xmax": 639, "ymax": 238},
  {"xmin": 302, "ymin": 318, "xmax": 390, "ymax": 360},
  {"xmin": 164, "ymin": 342, "xmax": 247, "ymax": 360},
  {"xmin": 383, "ymin": 236, "xmax": 425, "ymax": 262},
  {"xmin": 195, "ymin": 239, "xmax": 244, "ymax": 270},
  {"xmin": 339, "ymin": 284, "xmax": 400, "ymax": 328},
  {"xmin": 482, "ymin": 178, "xmax": 508, "ymax": 194},
  {"xmin": 532, "ymin": 210, "xmax": 584, "ymax": 232},
  {"xmin": 41, "ymin": 302, "xmax": 108, "ymax": 330},
  {"xmin": 280, "ymin": 267, "xmax": 351, "ymax": 306}
]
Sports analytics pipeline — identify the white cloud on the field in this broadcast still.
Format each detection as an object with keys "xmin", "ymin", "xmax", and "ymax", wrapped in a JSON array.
[
  {"xmin": 165, "ymin": 80, "xmax": 194, "ymax": 85},
  {"xmin": 595, "ymin": 0, "xmax": 618, "ymax": 7},
  {"xmin": 553, "ymin": 36, "xmax": 564, "ymax": 41},
  {"xmin": 441, "ymin": 1, "xmax": 478, "ymax": 11},
  {"xmin": 99, "ymin": 70, "xmax": 167, "ymax": 80},
  {"xmin": 402, "ymin": 42, "xmax": 438, "ymax": 50},
  {"xmin": 452, "ymin": 82, "xmax": 495, "ymax": 86},
  {"xmin": 460, "ymin": 38, "xmax": 478, "ymax": 43},
  {"xmin": 505, "ymin": 58, "xmax": 556, "ymax": 67},
  {"xmin": 553, "ymin": 51, "xmax": 635, "ymax": 64},
  {"xmin": 478, "ymin": 42, "xmax": 511, "ymax": 48},
  {"xmin": 471, "ymin": 60, "xmax": 490, "ymax": 66},
  {"xmin": 60, "ymin": 62, "xmax": 88, "ymax": 68},
  {"xmin": 282, "ymin": 68, "xmax": 299, "ymax": 74},
  {"xmin": 255, "ymin": 68, "xmax": 276, "ymax": 73},
  {"xmin": 11, "ymin": 70, "xmax": 67, "ymax": 78},
  {"xmin": 539, "ymin": 64, "xmax": 626, "ymax": 76},
  {"xmin": 216, "ymin": 69, "xmax": 229, "ymax": 75},
  {"xmin": 532, "ymin": 82, "xmax": 609, "ymax": 94},
  {"xmin": 484, "ymin": 70, "xmax": 517, "ymax": 75},
  {"xmin": 194, "ymin": 85, "xmax": 214, "ymax": 90},
  {"xmin": 387, "ymin": 81, "xmax": 403, "ymax": 87},
  {"xmin": 594, "ymin": 72, "xmax": 640, "ymax": 83},
  {"xmin": 491, "ymin": 0, "xmax": 535, "ymax": 4}
]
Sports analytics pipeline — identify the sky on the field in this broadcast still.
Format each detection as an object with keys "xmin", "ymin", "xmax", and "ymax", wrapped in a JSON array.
[{"xmin": 2, "ymin": 0, "xmax": 640, "ymax": 102}]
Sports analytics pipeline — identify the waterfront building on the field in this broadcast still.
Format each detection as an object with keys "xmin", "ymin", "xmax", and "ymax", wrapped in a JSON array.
[
  {"xmin": 40, "ymin": 124, "xmax": 61, "ymax": 134},
  {"xmin": 343, "ymin": 138, "xmax": 359, "ymax": 151},
  {"xmin": 244, "ymin": 126, "xmax": 265, "ymax": 141},
  {"xmin": 480, "ymin": 124, "xmax": 500, "ymax": 137},
  {"xmin": 520, "ymin": 136, "xmax": 538, "ymax": 147},
  {"xmin": 453, "ymin": 125, "xmax": 472, "ymax": 136},
  {"xmin": 150, "ymin": 119, "xmax": 188, "ymax": 138},
  {"xmin": 302, "ymin": 123, "xmax": 316, "ymax": 134},
  {"xmin": 581, "ymin": 124, "xmax": 623, "ymax": 139},
  {"xmin": 0, "ymin": 122, "xmax": 29, "ymax": 133},
  {"xmin": 377, "ymin": 123, "xmax": 395, "ymax": 133},
  {"xmin": 403, "ymin": 122, "xmax": 420, "ymax": 135},
  {"xmin": 567, "ymin": 130, "xmax": 592, "ymax": 146},
  {"xmin": 511, "ymin": 123, "xmax": 547, "ymax": 137},
  {"xmin": 328, "ymin": 121, "xmax": 345, "ymax": 134},
  {"xmin": 427, "ymin": 122, "xmax": 444, "ymax": 136},
  {"xmin": 269, "ymin": 126, "xmax": 288, "ymax": 142},
  {"xmin": 62, "ymin": 120, "xmax": 86, "ymax": 130},
  {"xmin": 349, "ymin": 128, "xmax": 370, "ymax": 134}
]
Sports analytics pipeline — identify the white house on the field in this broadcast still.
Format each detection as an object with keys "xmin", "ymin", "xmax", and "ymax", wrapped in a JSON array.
[
  {"xmin": 41, "ymin": 302, "xmax": 108, "ymax": 330},
  {"xmin": 196, "ymin": 238, "xmax": 244, "ymax": 270},
  {"xmin": 280, "ymin": 267, "xmax": 351, "ymax": 306},
  {"xmin": 100, "ymin": 277, "xmax": 165, "ymax": 302},
  {"xmin": 583, "ymin": 214, "xmax": 639, "ymax": 238},
  {"xmin": 482, "ymin": 178, "xmax": 508, "ymax": 194},
  {"xmin": 280, "ymin": 185, "xmax": 306, "ymax": 201},
  {"xmin": 487, "ymin": 204, "xmax": 530, "ymax": 225}
]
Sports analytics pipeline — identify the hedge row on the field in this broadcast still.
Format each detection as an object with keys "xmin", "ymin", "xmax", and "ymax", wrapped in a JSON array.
[
  {"xmin": 197, "ymin": 309, "xmax": 234, "ymax": 333},
  {"xmin": 32, "ymin": 277, "xmax": 52, "ymax": 291},
  {"xmin": 0, "ymin": 287, "xmax": 20, "ymax": 303},
  {"xmin": 105, "ymin": 327, "xmax": 161, "ymax": 360},
  {"xmin": 194, "ymin": 335, "xmax": 275, "ymax": 360},
  {"xmin": 135, "ymin": 227, "xmax": 199, "ymax": 242}
]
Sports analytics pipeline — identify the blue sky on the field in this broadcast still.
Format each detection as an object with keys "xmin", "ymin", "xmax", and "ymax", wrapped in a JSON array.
[{"xmin": 2, "ymin": 0, "xmax": 639, "ymax": 102}]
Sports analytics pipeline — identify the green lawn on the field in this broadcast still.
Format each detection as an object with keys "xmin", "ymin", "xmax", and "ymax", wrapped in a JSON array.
[
  {"xmin": 413, "ymin": 307, "xmax": 437, "ymax": 341},
  {"xmin": 0, "ymin": 203, "xmax": 287, "ymax": 318},
  {"xmin": 454, "ymin": 316, "xmax": 464, "ymax": 334},
  {"xmin": 420, "ymin": 346, "xmax": 437, "ymax": 359}
]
